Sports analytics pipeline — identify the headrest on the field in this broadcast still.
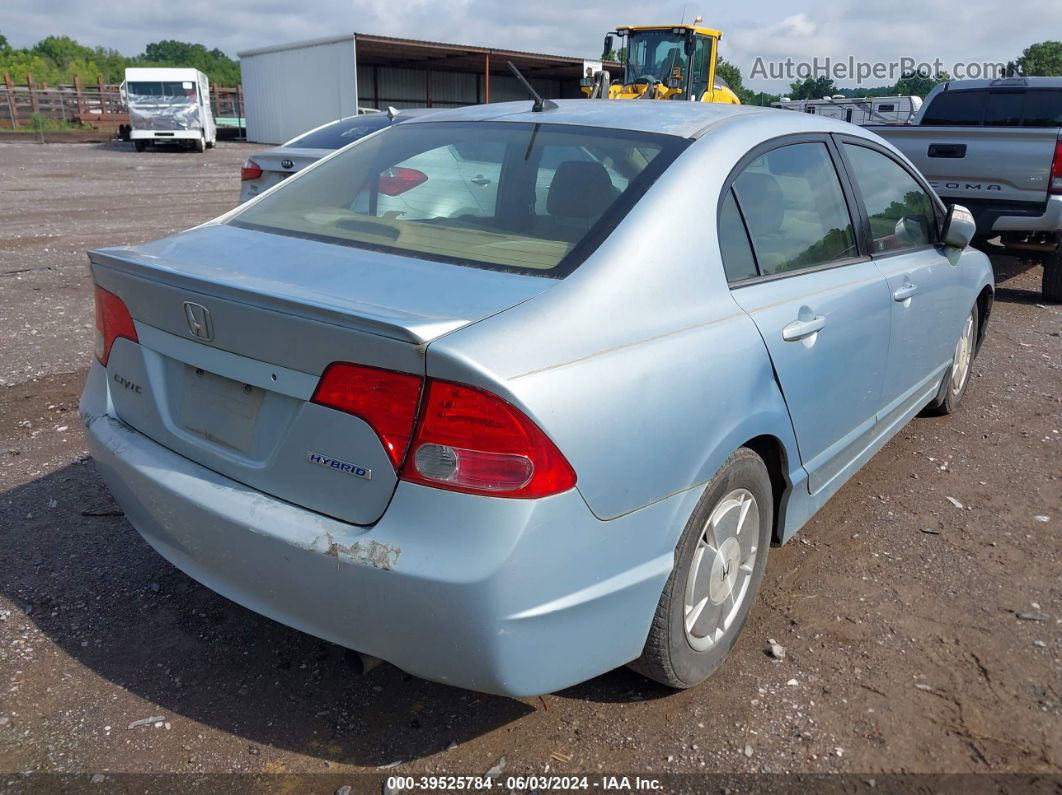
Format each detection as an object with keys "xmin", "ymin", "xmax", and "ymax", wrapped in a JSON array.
[
  {"xmin": 734, "ymin": 172, "xmax": 785, "ymax": 234},
  {"xmin": 547, "ymin": 161, "xmax": 617, "ymax": 219}
]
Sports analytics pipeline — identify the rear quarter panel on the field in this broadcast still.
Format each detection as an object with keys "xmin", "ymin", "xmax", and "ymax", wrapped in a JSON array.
[{"xmin": 425, "ymin": 120, "xmax": 805, "ymax": 523}]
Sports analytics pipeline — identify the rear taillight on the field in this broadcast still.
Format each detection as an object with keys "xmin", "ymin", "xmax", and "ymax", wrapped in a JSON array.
[
  {"xmin": 401, "ymin": 380, "xmax": 577, "ymax": 498},
  {"xmin": 93, "ymin": 285, "xmax": 138, "ymax": 366},
  {"xmin": 310, "ymin": 363, "xmax": 423, "ymax": 470},
  {"xmin": 378, "ymin": 166, "xmax": 427, "ymax": 196},
  {"xmin": 240, "ymin": 159, "xmax": 263, "ymax": 181},
  {"xmin": 310, "ymin": 364, "xmax": 577, "ymax": 498},
  {"xmin": 1050, "ymin": 137, "xmax": 1062, "ymax": 195}
]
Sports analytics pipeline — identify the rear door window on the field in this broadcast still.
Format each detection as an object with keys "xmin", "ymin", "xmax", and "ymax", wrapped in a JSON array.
[
  {"xmin": 922, "ymin": 90, "xmax": 987, "ymax": 126},
  {"xmin": 287, "ymin": 116, "xmax": 390, "ymax": 149},
  {"xmin": 731, "ymin": 142, "xmax": 858, "ymax": 275},
  {"xmin": 843, "ymin": 144, "xmax": 937, "ymax": 253}
]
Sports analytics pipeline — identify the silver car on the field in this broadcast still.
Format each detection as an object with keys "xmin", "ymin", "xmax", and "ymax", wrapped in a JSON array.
[
  {"xmin": 82, "ymin": 100, "xmax": 993, "ymax": 696},
  {"xmin": 239, "ymin": 109, "xmax": 440, "ymax": 204}
]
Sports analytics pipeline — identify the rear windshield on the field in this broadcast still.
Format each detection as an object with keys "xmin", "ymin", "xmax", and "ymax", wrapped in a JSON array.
[
  {"xmin": 286, "ymin": 115, "xmax": 391, "ymax": 149},
  {"xmin": 231, "ymin": 121, "xmax": 686, "ymax": 276},
  {"xmin": 922, "ymin": 88, "xmax": 1062, "ymax": 127}
]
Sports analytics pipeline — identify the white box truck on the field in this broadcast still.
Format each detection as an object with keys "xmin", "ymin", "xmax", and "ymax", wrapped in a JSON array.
[{"xmin": 122, "ymin": 67, "xmax": 217, "ymax": 152}]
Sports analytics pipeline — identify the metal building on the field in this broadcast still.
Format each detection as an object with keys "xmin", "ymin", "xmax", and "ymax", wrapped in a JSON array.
[{"xmin": 238, "ymin": 33, "xmax": 610, "ymax": 144}]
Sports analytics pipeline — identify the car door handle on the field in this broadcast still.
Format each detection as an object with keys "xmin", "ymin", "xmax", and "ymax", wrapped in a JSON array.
[
  {"xmin": 927, "ymin": 143, "xmax": 966, "ymax": 158},
  {"xmin": 470, "ymin": 175, "xmax": 492, "ymax": 186},
  {"xmin": 782, "ymin": 315, "xmax": 827, "ymax": 342},
  {"xmin": 893, "ymin": 283, "xmax": 918, "ymax": 302}
]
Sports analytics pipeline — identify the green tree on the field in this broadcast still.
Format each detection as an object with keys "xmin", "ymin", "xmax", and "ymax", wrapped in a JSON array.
[
  {"xmin": 788, "ymin": 75, "xmax": 837, "ymax": 100},
  {"xmin": 714, "ymin": 57, "xmax": 745, "ymax": 94},
  {"xmin": 32, "ymin": 35, "xmax": 95, "ymax": 66},
  {"xmin": 1018, "ymin": 40, "xmax": 1062, "ymax": 76},
  {"xmin": 894, "ymin": 68, "xmax": 949, "ymax": 97},
  {"xmin": 0, "ymin": 31, "xmax": 10, "ymax": 54},
  {"xmin": 141, "ymin": 39, "xmax": 241, "ymax": 84}
]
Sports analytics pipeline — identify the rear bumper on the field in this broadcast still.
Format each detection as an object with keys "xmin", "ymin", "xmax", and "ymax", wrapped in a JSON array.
[
  {"xmin": 992, "ymin": 195, "xmax": 1062, "ymax": 233},
  {"xmin": 130, "ymin": 130, "xmax": 201, "ymax": 141},
  {"xmin": 80, "ymin": 362, "xmax": 681, "ymax": 696}
]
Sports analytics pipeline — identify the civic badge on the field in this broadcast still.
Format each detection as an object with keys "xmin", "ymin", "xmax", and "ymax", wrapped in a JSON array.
[{"xmin": 183, "ymin": 302, "xmax": 214, "ymax": 341}]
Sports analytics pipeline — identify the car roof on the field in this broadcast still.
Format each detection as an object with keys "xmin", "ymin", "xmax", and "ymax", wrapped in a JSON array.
[
  {"xmin": 398, "ymin": 99, "xmax": 779, "ymax": 139},
  {"xmin": 936, "ymin": 76, "xmax": 1062, "ymax": 92}
]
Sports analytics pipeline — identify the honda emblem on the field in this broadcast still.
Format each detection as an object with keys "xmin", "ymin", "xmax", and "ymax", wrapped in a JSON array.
[{"xmin": 183, "ymin": 302, "xmax": 214, "ymax": 341}]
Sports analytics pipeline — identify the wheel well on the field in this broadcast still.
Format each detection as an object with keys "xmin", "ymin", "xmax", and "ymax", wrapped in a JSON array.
[
  {"xmin": 743, "ymin": 435, "xmax": 789, "ymax": 545},
  {"xmin": 975, "ymin": 285, "xmax": 993, "ymax": 354}
]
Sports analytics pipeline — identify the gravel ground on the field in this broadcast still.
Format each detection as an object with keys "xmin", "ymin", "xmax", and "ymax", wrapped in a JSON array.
[{"xmin": 0, "ymin": 141, "xmax": 1059, "ymax": 787}]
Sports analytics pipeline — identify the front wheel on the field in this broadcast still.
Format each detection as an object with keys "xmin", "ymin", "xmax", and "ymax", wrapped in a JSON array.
[
  {"xmin": 927, "ymin": 304, "xmax": 978, "ymax": 415},
  {"xmin": 194, "ymin": 134, "xmax": 206, "ymax": 153},
  {"xmin": 133, "ymin": 140, "xmax": 146, "ymax": 153},
  {"xmin": 630, "ymin": 447, "xmax": 772, "ymax": 689},
  {"xmin": 1043, "ymin": 244, "xmax": 1062, "ymax": 303}
]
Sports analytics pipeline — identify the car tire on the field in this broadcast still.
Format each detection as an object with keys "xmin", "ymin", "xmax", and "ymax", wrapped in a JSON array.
[
  {"xmin": 630, "ymin": 447, "xmax": 772, "ymax": 689},
  {"xmin": 134, "ymin": 140, "xmax": 146, "ymax": 153},
  {"xmin": 1043, "ymin": 243, "xmax": 1062, "ymax": 303},
  {"xmin": 206, "ymin": 138, "xmax": 216, "ymax": 149},
  {"xmin": 195, "ymin": 134, "xmax": 206, "ymax": 154},
  {"xmin": 927, "ymin": 304, "xmax": 979, "ymax": 415}
]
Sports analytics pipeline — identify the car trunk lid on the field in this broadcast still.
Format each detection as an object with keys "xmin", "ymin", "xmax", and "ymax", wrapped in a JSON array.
[
  {"xmin": 90, "ymin": 222, "xmax": 552, "ymax": 525},
  {"xmin": 250, "ymin": 147, "xmax": 327, "ymax": 180}
]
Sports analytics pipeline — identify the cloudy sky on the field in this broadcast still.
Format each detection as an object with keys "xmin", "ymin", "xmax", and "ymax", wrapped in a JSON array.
[{"xmin": 5, "ymin": 0, "xmax": 1057, "ymax": 90}]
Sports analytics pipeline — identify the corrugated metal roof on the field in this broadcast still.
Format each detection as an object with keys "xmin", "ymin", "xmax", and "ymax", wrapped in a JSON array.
[{"xmin": 240, "ymin": 31, "xmax": 620, "ymax": 77}]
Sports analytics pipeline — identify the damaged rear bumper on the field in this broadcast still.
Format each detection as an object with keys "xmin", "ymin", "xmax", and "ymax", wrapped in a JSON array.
[{"xmin": 80, "ymin": 362, "xmax": 682, "ymax": 696}]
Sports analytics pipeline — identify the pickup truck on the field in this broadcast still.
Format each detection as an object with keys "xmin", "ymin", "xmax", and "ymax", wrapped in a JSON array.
[{"xmin": 871, "ymin": 77, "xmax": 1062, "ymax": 301}]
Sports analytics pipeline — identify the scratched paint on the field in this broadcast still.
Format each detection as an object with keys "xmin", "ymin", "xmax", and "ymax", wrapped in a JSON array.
[{"xmin": 324, "ymin": 536, "xmax": 401, "ymax": 571}]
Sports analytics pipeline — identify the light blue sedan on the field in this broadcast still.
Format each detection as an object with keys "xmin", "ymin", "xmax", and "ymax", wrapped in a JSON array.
[{"xmin": 81, "ymin": 99, "xmax": 993, "ymax": 696}]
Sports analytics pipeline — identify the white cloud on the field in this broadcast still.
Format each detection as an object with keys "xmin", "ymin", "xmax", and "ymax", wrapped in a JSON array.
[{"xmin": 4, "ymin": 0, "xmax": 1056, "ymax": 91}]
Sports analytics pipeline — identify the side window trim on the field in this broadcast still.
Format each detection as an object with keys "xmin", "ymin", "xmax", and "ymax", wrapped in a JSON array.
[
  {"xmin": 726, "ymin": 185, "xmax": 762, "ymax": 282},
  {"xmin": 718, "ymin": 132, "xmax": 871, "ymax": 287},
  {"xmin": 833, "ymin": 134, "xmax": 947, "ymax": 259}
]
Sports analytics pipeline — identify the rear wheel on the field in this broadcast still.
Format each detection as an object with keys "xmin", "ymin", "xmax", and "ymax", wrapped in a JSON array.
[
  {"xmin": 134, "ymin": 140, "xmax": 146, "ymax": 153},
  {"xmin": 928, "ymin": 304, "xmax": 978, "ymax": 415},
  {"xmin": 630, "ymin": 447, "xmax": 772, "ymax": 689},
  {"xmin": 194, "ymin": 134, "xmax": 206, "ymax": 154},
  {"xmin": 1043, "ymin": 244, "xmax": 1062, "ymax": 303}
]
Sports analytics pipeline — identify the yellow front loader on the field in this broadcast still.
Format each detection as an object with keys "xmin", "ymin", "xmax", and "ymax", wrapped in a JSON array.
[{"xmin": 584, "ymin": 21, "xmax": 741, "ymax": 104}]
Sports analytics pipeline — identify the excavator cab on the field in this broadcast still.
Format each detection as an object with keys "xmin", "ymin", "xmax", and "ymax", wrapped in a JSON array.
[{"xmin": 590, "ymin": 24, "xmax": 740, "ymax": 104}]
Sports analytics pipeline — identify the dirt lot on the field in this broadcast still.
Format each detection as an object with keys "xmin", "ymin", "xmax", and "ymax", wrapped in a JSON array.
[{"xmin": 0, "ymin": 141, "xmax": 1059, "ymax": 787}]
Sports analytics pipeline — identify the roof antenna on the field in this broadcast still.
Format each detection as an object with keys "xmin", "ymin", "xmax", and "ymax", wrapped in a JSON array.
[
  {"xmin": 506, "ymin": 61, "xmax": 558, "ymax": 112},
  {"xmin": 386, "ymin": 105, "xmax": 399, "ymax": 121}
]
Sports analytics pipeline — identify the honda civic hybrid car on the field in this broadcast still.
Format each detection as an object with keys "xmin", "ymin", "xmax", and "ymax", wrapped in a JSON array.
[{"xmin": 82, "ymin": 100, "xmax": 993, "ymax": 696}]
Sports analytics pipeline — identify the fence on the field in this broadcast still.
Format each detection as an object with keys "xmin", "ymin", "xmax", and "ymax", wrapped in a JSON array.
[{"xmin": 0, "ymin": 73, "xmax": 244, "ymax": 135}]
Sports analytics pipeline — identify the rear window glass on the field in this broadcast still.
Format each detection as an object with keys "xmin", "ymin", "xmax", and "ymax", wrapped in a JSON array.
[
  {"xmin": 1020, "ymin": 89, "xmax": 1062, "ymax": 127},
  {"xmin": 231, "ymin": 121, "xmax": 686, "ymax": 276},
  {"xmin": 922, "ymin": 90, "xmax": 986, "ymax": 126},
  {"xmin": 924, "ymin": 88, "xmax": 1062, "ymax": 127},
  {"xmin": 287, "ymin": 116, "xmax": 391, "ymax": 149}
]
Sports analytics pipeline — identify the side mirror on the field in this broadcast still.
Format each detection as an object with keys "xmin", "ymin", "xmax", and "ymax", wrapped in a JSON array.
[
  {"xmin": 603, "ymin": 34, "xmax": 614, "ymax": 57},
  {"xmin": 684, "ymin": 30, "xmax": 697, "ymax": 57},
  {"xmin": 941, "ymin": 204, "xmax": 976, "ymax": 249}
]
